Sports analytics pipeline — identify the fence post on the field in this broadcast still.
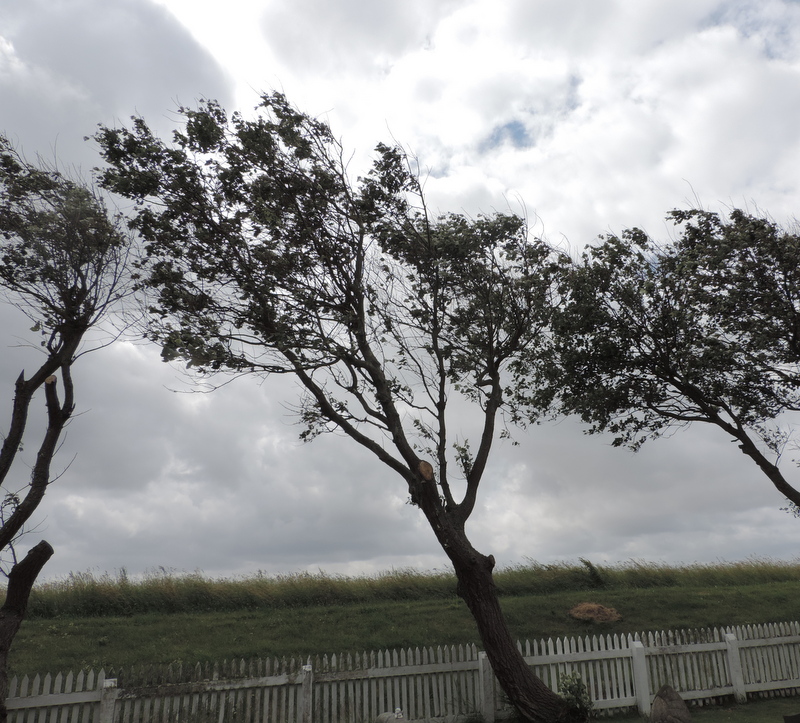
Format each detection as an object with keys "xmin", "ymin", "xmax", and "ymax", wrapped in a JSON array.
[
  {"xmin": 478, "ymin": 652, "xmax": 496, "ymax": 723},
  {"xmin": 301, "ymin": 662, "xmax": 314, "ymax": 723},
  {"xmin": 99, "ymin": 677, "xmax": 119, "ymax": 723},
  {"xmin": 631, "ymin": 641, "xmax": 650, "ymax": 716},
  {"xmin": 724, "ymin": 633, "xmax": 747, "ymax": 703}
]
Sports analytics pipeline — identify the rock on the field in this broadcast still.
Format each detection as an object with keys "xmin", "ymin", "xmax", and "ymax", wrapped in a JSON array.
[
  {"xmin": 650, "ymin": 684, "xmax": 691, "ymax": 723},
  {"xmin": 568, "ymin": 602, "xmax": 622, "ymax": 623},
  {"xmin": 375, "ymin": 708, "xmax": 404, "ymax": 723}
]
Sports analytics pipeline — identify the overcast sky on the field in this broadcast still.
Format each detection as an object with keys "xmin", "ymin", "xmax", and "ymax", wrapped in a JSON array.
[{"xmin": 1, "ymin": 0, "xmax": 800, "ymax": 583}]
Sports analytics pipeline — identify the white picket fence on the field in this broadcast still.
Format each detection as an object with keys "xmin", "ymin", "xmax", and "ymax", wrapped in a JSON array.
[{"xmin": 7, "ymin": 621, "xmax": 800, "ymax": 722}]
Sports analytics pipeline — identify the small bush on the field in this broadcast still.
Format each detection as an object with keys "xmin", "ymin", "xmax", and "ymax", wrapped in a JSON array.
[
  {"xmin": 558, "ymin": 671, "xmax": 595, "ymax": 721},
  {"xmin": 579, "ymin": 559, "xmax": 606, "ymax": 589}
]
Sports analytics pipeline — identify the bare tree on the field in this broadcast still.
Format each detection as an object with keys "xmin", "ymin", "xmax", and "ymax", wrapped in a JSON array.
[{"xmin": 0, "ymin": 136, "xmax": 131, "ymax": 721}]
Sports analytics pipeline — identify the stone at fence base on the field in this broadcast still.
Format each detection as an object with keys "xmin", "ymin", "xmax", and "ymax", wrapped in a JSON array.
[
  {"xmin": 375, "ymin": 708, "xmax": 404, "ymax": 723},
  {"xmin": 649, "ymin": 685, "xmax": 691, "ymax": 723}
]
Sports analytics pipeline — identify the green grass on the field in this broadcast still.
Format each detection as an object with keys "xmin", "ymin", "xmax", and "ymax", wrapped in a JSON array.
[
  {"xmin": 6, "ymin": 558, "xmax": 799, "ymax": 678},
  {"xmin": 605, "ymin": 696, "xmax": 800, "ymax": 723}
]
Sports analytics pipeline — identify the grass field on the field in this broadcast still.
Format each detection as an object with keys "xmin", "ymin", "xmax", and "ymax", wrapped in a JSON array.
[{"xmin": 7, "ymin": 558, "xmax": 799, "ymax": 678}]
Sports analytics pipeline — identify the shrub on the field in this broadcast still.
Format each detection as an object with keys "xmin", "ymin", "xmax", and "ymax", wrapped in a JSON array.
[{"xmin": 558, "ymin": 671, "xmax": 595, "ymax": 721}]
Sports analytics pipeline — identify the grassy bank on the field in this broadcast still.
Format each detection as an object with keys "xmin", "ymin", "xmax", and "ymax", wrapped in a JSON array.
[{"xmin": 6, "ymin": 558, "xmax": 799, "ymax": 676}]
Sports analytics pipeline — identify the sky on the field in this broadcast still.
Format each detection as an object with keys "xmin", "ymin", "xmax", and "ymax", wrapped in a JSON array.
[{"xmin": 1, "ymin": 0, "xmax": 800, "ymax": 583}]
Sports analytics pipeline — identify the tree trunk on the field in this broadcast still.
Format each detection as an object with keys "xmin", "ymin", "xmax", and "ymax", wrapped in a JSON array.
[
  {"xmin": 412, "ymin": 480, "xmax": 573, "ymax": 723},
  {"xmin": 0, "ymin": 540, "xmax": 54, "ymax": 723},
  {"xmin": 451, "ymin": 542, "xmax": 573, "ymax": 723}
]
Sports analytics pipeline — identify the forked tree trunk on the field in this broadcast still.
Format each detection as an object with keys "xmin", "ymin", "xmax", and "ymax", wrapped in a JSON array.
[
  {"xmin": 0, "ymin": 541, "xmax": 54, "ymax": 723},
  {"xmin": 412, "ymin": 480, "xmax": 574, "ymax": 723}
]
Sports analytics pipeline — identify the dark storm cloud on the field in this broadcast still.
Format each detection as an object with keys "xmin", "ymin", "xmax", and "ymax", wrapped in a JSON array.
[
  {"xmin": 0, "ymin": 0, "xmax": 233, "ymax": 166},
  {"xmin": 14, "ymin": 337, "xmax": 444, "ymax": 579}
]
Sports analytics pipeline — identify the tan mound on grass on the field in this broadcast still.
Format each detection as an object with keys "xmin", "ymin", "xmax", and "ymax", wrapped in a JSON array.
[{"xmin": 569, "ymin": 602, "xmax": 622, "ymax": 623}]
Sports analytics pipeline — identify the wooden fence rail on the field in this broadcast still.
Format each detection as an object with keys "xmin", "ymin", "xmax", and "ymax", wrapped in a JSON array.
[{"xmin": 8, "ymin": 621, "xmax": 800, "ymax": 722}]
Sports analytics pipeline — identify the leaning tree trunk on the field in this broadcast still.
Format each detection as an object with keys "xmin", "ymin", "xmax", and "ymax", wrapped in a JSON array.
[
  {"xmin": 452, "ymin": 547, "xmax": 573, "ymax": 723},
  {"xmin": 0, "ymin": 541, "xmax": 54, "ymax": 723},
  {"xmin": 412, "ymin": 479, "xmax": 573, "ymax": 723}
]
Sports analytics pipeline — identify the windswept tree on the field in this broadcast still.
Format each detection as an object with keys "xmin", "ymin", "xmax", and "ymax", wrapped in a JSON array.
[
  {"xmin": 551, "ymin": 209, "xmax": 800, "ymax": 513},
  {"xmin": 94, "ymin": 93, "xmax": 577, "ymax": 723},
  {"xmin": 0, "ymin": 136, "xmax": 131, "ymax": 720}
]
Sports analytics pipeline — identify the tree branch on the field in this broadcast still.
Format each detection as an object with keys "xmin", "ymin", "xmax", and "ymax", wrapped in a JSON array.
[{"xmin": 0, "ymin": 373, "xmax": 72, "ymax": 551}]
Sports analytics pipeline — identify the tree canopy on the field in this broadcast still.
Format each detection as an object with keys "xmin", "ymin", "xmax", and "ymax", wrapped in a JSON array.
[
  {"xmin": 552, "ymin": 208, "xmax": 800, "ymax": 511},
  {"xmin": 0, "ymin": 136, "xmax": 131, "ymax": 557},
  {"xmin": 94, "ymin": 92, "xmax": 573, "ymax": 723},
  {"xmin": 94, "ymin": 93, "xmax": 561, "ymax": 509}
]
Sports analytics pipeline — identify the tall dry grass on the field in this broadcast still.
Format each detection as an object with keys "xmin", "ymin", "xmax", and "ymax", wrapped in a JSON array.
[{"xmin": 18, "ymin": 558, "xmax": 800, "ymax": 619}]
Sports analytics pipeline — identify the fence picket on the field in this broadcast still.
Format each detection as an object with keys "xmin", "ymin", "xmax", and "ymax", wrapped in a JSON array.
[
  {"xmin": 412, "ymin": 647, "xmax": 422, "ymax": 721},
  {"xmin": 595, "ymin": 635, "xmax": 608, "ymax": 702}
]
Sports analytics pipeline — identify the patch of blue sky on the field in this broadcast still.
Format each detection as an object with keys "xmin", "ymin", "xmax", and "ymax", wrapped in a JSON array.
[
  {"xmin": 704, "ymin": 0, "xmax": 800, "ymax": 60},
  {"xmin": 481, "ymin": 120, "xmax": 533, "ymax": 152}
]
